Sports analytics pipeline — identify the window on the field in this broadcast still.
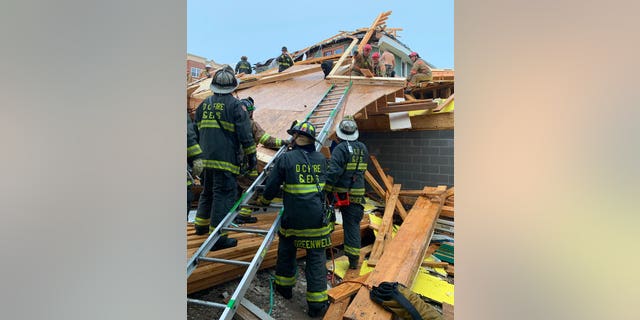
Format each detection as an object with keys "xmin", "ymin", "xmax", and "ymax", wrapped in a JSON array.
[
  {"xmin": 323, "ymin": 50, "xmax": 333, "ymax": 56},
  {"xmin": 334, "ymin": 48, "xmax": 343, "ymax": 54},
  {"xmin": 190, "ymin": 67, "xmax": 201, "ymax": 78}
]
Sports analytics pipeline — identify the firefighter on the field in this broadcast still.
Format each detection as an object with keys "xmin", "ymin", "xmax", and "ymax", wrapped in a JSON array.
[
  {"xmin": 325, "ymin": 116, "xmax": 369, "ymax": 269},
  {"xmin": 255, "ymin": 121, "xmax": 331, "ymax": 318},
  {"xmin": 202, "ymin": 64, "xmax": 213, "ymax": 78},
  {"xmin": 235, "ymin": 56, "xmax": 252, "ymax": 75},
  {"xmin": 234, "ymin": 96, "xmax": 289, "ymax": 224},
  {"xmin": 407, "ymin": 51, "xmax": 432, "ymax": 88},
  {"xmin": 192, "ymin": 65, "xmax": 257, "ymax": 250},
  {"xmin": 187, "ymin": 114, "xmax": 203, "ymax": 215},
  {"xmin": 350, "ymin": 44, "xmax": 374, "ymax": 77},
  {"xmin": 277, "ymin": 46, "xmax": 294, "ymax": 72}
]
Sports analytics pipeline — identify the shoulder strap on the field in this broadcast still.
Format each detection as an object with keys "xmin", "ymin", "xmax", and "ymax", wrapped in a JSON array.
[{"xmin": 345, "ymin": 141, "xmax": 361, "ymax": 191}]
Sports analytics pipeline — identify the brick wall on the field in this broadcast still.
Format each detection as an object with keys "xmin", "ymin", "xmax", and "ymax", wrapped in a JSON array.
[
  {"xmin": 187, "ymin": 60, "xmax": 206, "ymax": 78},
  {"xmin": 359, "ymin": 130, "xmax": 454, "ymax": 189}
]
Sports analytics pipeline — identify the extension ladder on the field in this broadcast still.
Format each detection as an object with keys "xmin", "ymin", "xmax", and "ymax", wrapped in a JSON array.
[{"xmin": 187, "ymin": 80, "xmax": 353, "ymax": 319}]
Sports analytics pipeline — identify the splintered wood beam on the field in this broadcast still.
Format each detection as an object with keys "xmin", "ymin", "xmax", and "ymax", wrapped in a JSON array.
[
  {"xmin": 328, "ymin": 38, "xmax": 358, "ymax": 77},
  {"xmin": 236, "ymin": 65, "xmax": 321, "ymax": 89},
  {"xmin": 364, "ymin": 170, "xmax": 385, "ymax": 199},
  {"xmin": 370, "ymin": 156, "xmax": 408, "ymax": 219},
  {"xmin": 327, "ymin": 273, "xmax": 370, "ymax": 302},
  {"xmin": 367, "ymin": 184, "xmax": 401, "ymax": 265},
  {"xmin": 441, "ymin": 206, "xmax": 454, "ymax": 218},
  {"xmin": 398, "ymin": 187, "xmax": 449, "ymax": 197},
  {"xmin": 368, "ymin": 101, "xmax": 438, "ymax": 115},
  {"xmin": 342, "ymin": 190, "xmax": 443, "ymax": 320},
  {"xmin": 296, "ymin": 53, "xmax": 342, "ymax": 65},
  {"xmin": 358, "ymin": 11, "xmax": 392, "ymax": 52},
  {"xmin": 323, "ymin": 298, "xmax": 350, "ymax": 320}
]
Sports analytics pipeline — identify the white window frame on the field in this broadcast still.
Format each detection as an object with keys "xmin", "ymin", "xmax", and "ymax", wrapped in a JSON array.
[{"xmin": 190, "ymin": 67, "xmax": 201, "ymax": 78}]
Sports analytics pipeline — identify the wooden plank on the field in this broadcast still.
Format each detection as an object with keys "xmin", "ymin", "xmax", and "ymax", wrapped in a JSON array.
[
  {"xmin": 295, "ymin": 53, "xmax": 342, "ymax": 65},
  {"xmin": 327, "ymin": 273, "xmax": 370, "ymax": 302},
  {"xmin": 236, "ymin": 65, "xmax": 321, "ymax": 89},
  {"xmin": 367, "ymin": 184, "xmax": 401, "ymax": 265},
  {"xmin": 328, "ymin": 38, "xmax": 358, "ymax": 77},
  {"xmin": 357, "ymin": 11, "xmax": 392, "ymax": 52},
  {"xmin": 360, "ymin": 68, "xmax": 374, "ymax": 78},
  {"xmin": 368, "ymin": 101, "xmax": 439, "ymax": 115},
  {"xmin": 369, "ymin": 156, "xmax": 408, "ymax": 219},
  {"xmin": 441, "ymin": 205, "xmax": 454, "ymax": 218},
  {"xmin": 222, "ymin": 293, "xmax": 261, "ymax": 320},
  {"xmin": 355, "ymin": 112, "xmax": 454, "ymax": 132},
  {"xmin": 364, "ymin": 170, "xmax": 385, "ymax": 199},
  {"xmin": 421, "ymin": 261, "xmax": 450, "ymax": 268},
  {"xmin": 342, "ymin": 190, "xmax": 443, "ymax": 320},
  {"xmin": 322, "ymin": 298, "xmax": 350, "ymax": 320}
]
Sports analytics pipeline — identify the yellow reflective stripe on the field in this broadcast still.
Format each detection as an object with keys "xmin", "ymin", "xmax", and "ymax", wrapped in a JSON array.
[
  {"xmin": 275, "ymin": 139, "xmax": 282, "ymax": 148},
  {"xmin": 238, "ymin": 207, "xmax": 253, "ymax": 216},
  {"xmin": 274, "ymin": 275, "xmax": 296, "ymax": 286},
  {"xmin": 187, "ymin": 180, "xmax": 192, "ymax": 186},
  {"xmin": 323, "ymin": 184, "xmax": 334, "ymax": 192},
  {"xmin": 279, "ymin": 223, "xmax": 334, "ymax": 238},
  {"xmin": 202, "ymin": 160, "xmax": 240, "ymax": 174},
  {"xmin": 243, "ymin": 144, "xmax": 256, "ymax": 154},
  {"xmin": 333, "ymin": 187, "xmax": 364, "ymax": 196},
  {"xmin": 197, "ymin": 120, "xmax": 236, "ymax": 132},
  {"xmin": 283, "ymin": 183, "xmax": 326, "ymax": 194},
  {"xmin": 344, "ymin": 245, "xmax": 360, "ymax": 256},
  {"xmin": 187, "ymin": 144, "xmax": 202, "ymax": 157},
  {"xmin": 331, "ymin": 187, "xmax": 365, "ymax": 196},
  {"xmin": 346, "ymin": 163, "xmax": 367, "ymax": 170},
  {"xmin": 195, "ymin": 217, "xmax": 210, "ymax": 226},
  {"xmin": 258, "ymin": 134, "xmax": 270, "ymax": 144},
  {"xmin": 306, "ymin": 290, "xmax": 328, "ymax": 302}
]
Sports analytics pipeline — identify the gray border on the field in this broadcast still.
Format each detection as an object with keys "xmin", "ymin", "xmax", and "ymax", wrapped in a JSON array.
[{"xmin": 0, "ymin": 0, "xmax": 186, "ymax": 319}]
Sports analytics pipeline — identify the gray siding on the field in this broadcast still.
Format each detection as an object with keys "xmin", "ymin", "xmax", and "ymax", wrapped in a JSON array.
[{"xmin": 359, "ymin": 130, "xmax": 454, "ymax": 189}]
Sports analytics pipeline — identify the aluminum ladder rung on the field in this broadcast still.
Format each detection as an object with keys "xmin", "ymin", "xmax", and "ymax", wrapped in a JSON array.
[
  {"xmin": 187, "ymin": 298, "xmax": 227, "ymax": 309},
  {"xmin": 221, "ymin": 227, "xmax": 269, "ymax": 235},
  {"xmin": 199, "ymin": 257, "xmax": 251, "ymax": 266},
  {"xmin": 309, "ymin": 115, "xmax": 330, "ymax": 119},
  {"xmin": 314, "ymin": 105, "xmax": 336, "ymax": 110}
]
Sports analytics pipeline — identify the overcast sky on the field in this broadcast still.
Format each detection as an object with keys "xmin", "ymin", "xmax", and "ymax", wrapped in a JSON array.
[{"xmin": 187, "ymin": 0, "xmax": 453, "ymax": 69}]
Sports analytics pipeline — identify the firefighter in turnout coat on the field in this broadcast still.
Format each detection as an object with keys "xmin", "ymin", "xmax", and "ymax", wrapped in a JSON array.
[
  {"xmin": 325, "ymin": 117, "xmax": 369, "ymax": 269},
  {"xmin": 234, "ymin": 97, "xmax": 288, "ymax": 224},
  {"xmin": 187, "ymin": 114, "xmax": 203, "ymax": 214},
  {"xmin": 193, "ymin": 65, "xmax": 257, "ymax": 250},
  {"xmin": 255, "ymin": 121, "xmax": 331, "ymax": 318}
]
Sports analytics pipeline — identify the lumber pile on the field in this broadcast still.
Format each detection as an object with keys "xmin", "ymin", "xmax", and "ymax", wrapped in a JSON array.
[
  {"xmin": 187, "ymin": 211, "xmax": 370, "ymax": 294},
  {"xmin": 321, "ymin": 156, "xmax": 454, "ymax": 320}
]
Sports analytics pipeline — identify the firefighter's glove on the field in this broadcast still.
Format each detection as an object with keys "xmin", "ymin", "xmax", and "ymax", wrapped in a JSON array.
[
  {"xmin": 370, "ymin": 282, "xmax": 443, "ymax": 320},
  {"xmin": 247, "ymin": 153, "xmax": 258, "ymax": 172},
  {"xmin": 255, "ymin": 195, "xmax": 271, "ymax": 207},
  {"xmin": 191, "ymin": 158, "xmax": 204, "ymax": 177}
]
